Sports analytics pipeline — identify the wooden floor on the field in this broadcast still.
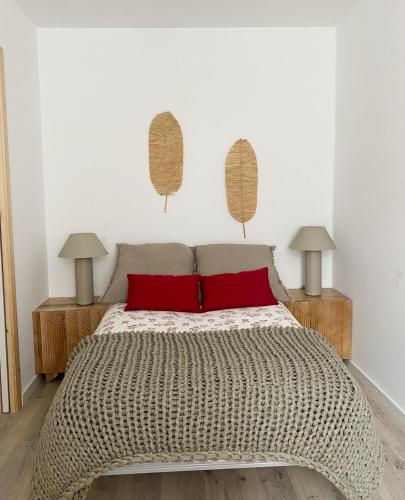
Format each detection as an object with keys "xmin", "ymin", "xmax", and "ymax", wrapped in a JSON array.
[{"xmin": 0, "ymin": 363, "xmax": 404, "ymax": 500}]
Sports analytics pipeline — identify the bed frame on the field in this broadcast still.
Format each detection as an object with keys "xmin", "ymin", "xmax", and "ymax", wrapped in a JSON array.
[{"xmin": 103, "ymin": 460, "xmax": 290, "ymax": 476}]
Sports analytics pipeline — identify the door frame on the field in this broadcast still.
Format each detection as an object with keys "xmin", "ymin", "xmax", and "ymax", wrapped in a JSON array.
[{"xmin": 0, "ymin": 47, "xmax": 22, "ymax": 413}]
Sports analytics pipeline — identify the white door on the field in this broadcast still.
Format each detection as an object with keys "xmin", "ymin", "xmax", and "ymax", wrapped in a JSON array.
[{"xmin": 0, "ymin": 247, "xmax": 8, "ymax": 413}]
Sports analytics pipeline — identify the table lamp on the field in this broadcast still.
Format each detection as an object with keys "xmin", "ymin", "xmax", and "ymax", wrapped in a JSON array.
[
  {"xmin": 290, "ymin": 226, "xmax": 337, "ymax": 296},
  {"xmin": 58, "ymin": 233, "xmax": 108, "ymax": 305}
]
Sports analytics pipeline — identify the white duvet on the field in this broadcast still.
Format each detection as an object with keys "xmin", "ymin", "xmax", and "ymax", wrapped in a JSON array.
[{"xmin": 95, "ymin": 302, "xmax": 300, "ymax": 335}]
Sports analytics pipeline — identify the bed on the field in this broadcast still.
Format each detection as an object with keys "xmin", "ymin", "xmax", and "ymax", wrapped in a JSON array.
[
  {"xmin": 32, "ymin": 243, "xmax": 384, "ymax": 500},
  {"xmin": 95, "ymin": 303, "xmax": 298, "ymax": 477}
]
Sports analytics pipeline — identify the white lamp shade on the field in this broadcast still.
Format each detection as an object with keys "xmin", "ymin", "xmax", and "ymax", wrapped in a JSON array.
[
  {"xmin": 58, "ymin": 233, "xmax": 108, "ymax": 259},
  {"xmin": 290, "ymin": 226, "xmax": 337, "ymax": 251}
]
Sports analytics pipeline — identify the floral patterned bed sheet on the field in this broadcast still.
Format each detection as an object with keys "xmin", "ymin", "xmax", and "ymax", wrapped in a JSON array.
[{"xmin": 95, "ymin": 302, "xmax": 300, "ymax": 335}]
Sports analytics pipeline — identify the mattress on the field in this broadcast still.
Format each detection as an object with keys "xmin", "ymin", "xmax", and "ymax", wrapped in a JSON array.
[{"xmin": 95, "ymin": 302, "xmax": 300, "ymax": 335}]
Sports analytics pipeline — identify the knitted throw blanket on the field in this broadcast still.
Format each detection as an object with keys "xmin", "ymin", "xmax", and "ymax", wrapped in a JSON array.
[{"xmin": 32, "ymin": 327, "xmax": 384, "ymax": 500}]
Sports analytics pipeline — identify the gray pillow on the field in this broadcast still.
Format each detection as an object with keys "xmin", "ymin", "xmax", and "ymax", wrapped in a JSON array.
[
  {"xmin": 103, "ymin": 243, "xmax": 195, "ymax": 303},
  {"xmin": 194, "ymin": 244, "xmax": 292, "ymax": 303}
]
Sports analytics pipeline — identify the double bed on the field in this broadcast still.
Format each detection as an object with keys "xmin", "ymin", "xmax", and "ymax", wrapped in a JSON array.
[
  {"xmin": 32, "ymin": 243, "xmax": 384, "ymax": 500},
  {"xmin": 96, "ymin": 302, "xmax": 298, "ymax": 478}
]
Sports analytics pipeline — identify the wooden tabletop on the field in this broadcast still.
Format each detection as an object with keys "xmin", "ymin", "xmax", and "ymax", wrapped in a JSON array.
[
  {"xmin": 287, "ymin": 288, "xmax": 350, "ymax": 302},
  {"xmin": 34, "ymin": 296, "xmax": 106, "ymax": 312}
]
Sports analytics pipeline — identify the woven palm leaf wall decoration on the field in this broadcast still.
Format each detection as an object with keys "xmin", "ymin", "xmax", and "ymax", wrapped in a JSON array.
[
  {"xmin": 149, "ymin": 111, "xmax": 183, "ymax": 212},
  {"xmin": 225, "ymin": 139, "xmax": 258, "ymax": 239}
]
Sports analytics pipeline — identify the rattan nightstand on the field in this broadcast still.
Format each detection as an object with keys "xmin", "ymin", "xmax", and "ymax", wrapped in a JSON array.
[
  {"xmin": 33, "ymin": 298, "xmax": 108, "ymax": 382},
  {"xmin": 284, "ymin": 288, "xmax": 352, "ymax": 359}
]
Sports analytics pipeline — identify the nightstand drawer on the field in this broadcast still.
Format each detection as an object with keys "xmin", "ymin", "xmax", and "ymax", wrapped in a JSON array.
[
  {"xmin": 34, "ymin": 310, "xmax": 66, "ymax": 375},
  {"xmin": 65, "ymin": 308, "xmax": 107, "ymax": 355}
]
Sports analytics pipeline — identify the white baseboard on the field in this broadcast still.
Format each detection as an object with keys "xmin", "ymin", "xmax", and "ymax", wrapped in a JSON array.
[
  {"xmin": 347, "ymin": 360, "xmax": 405, "ymax": 416},
  {"xmin": 22, "ymin": 374, "xmax": 43, "ymax": 406}
]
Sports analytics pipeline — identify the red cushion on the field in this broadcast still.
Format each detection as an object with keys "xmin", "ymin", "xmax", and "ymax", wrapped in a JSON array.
[
  {"xmin": 201, "ymin": 267, "xmax": 278, "ymax": 312},
  {"xmin": 125, "ymin": 274, "xmax": 201, "ymax": 313}
]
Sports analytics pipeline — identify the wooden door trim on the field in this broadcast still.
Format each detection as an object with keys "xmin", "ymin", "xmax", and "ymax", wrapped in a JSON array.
[{"xmin": 0, "ymin": 47, "xmax": 22, "ymax": 412}]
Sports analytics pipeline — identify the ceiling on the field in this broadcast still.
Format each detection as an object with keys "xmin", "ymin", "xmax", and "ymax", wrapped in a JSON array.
[{"xmin": 15, "ymin": 0, "xmax": 362, "ymax": 28}]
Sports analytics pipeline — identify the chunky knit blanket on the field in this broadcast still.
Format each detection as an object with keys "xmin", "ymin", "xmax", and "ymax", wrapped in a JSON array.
[{"xmin": 32, "ymin": 327, "xmax": 384, "ymax": 500}]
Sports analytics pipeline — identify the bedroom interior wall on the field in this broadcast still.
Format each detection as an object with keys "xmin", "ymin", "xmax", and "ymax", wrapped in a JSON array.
[
  {"xmin": 37, "ymin": 28, "xmax": 336, "ymax": 297},
  {"xmin": 334, "ymin": 0, "xmax": 405, "ymax": 412},
  {"xmin": 0, "ymin": 0, "xmax": 48, "ymax": 394}
]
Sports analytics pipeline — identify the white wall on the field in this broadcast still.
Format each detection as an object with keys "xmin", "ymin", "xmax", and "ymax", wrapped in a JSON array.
[
  {"xmin": 0, "ymin": 0, "xmax": 48, "ymax": 393},
  {"xmin": 335, "ymin": 0, "xmax": 405, "ymax": 412},
  {"xmin": 37, "ymin": 28, "xmax": 336, "ymax": 297}
]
